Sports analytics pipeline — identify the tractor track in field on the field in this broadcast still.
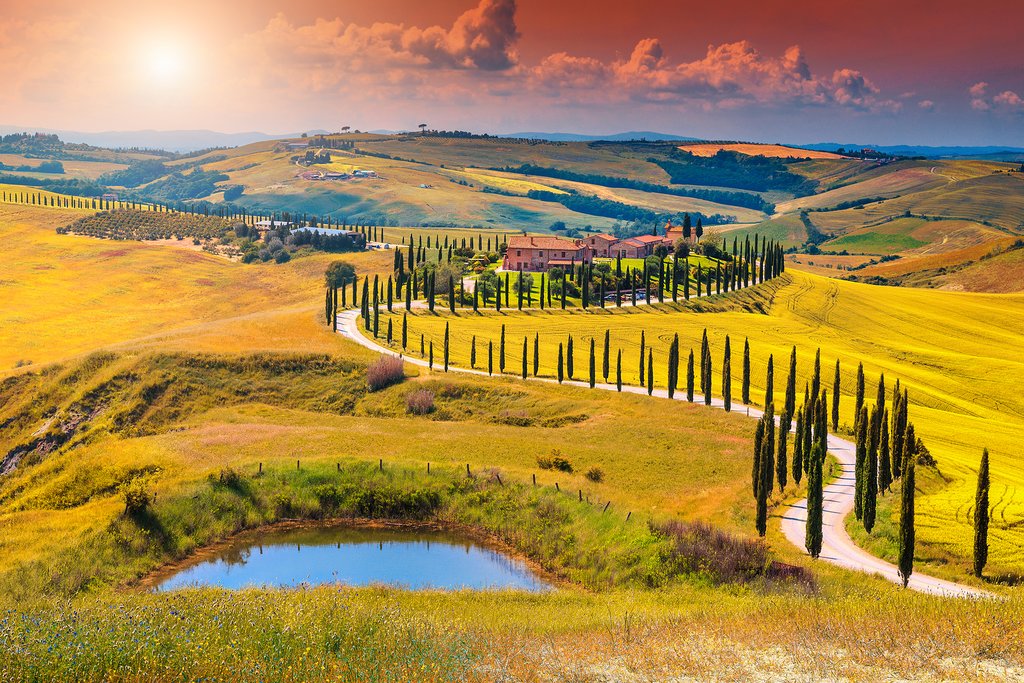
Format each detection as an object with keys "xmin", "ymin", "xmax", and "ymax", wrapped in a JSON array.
[{"xmin": 336, "ymin": 306, "xmax": 994, "ymax": 599}]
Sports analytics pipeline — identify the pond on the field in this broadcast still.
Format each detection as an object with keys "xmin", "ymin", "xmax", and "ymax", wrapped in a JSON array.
[{"xmin": 153, "ymin": 525, "xmax": 550, "ymax": 592}]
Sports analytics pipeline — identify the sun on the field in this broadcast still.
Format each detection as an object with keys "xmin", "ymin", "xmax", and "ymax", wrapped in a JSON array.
[{"xmin": 145, "ymin": 44, "xmax": 186, "ymax": 83}]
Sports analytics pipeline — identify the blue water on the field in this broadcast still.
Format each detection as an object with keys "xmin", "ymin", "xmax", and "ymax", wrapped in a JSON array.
[{"xmin": 155, "ymin": 525, "xmax": 549, "ymax": 592}]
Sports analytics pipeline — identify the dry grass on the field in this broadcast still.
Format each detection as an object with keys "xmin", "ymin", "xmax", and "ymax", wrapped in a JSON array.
[{"xmin": 680, "ymin": 143, "xmax": 846, "ymax": 160}]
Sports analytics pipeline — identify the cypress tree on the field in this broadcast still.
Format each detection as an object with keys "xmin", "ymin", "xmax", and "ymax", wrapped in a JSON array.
[
  {"xmin": 567, "ymin": 335, "xmax": 575, "ymax": 378},
  {"xmin": 722, "ymin": 336, "xmax": 732, "ymax": 412},
  {"xmin": 443, "ymin": 322, "xmax": 450, "ymax": 372},
  {"xmin": 522, "ymin": 337, "xmax": 528, "ymax": 379},
  {"xmin": 499, "ymin": 325, "xmax": 506, "ymax": 373},
  {"xmin": 533, "ymin": 333, "xmax": 540, "ymax": 376},
  {"xmin": 639, "ymin": 331, "xmax": 646, "ymax": 386},
  {"xmin": 386, "ymin": 318, "xmax": 392, "ymax": 344},
  {"xmin": 557, "ymin": 343, "xmax": 564, "ymax": 383},
  {"xmin": 832, "ymin": 359, "xmax": 841, "ymax": 430},
  {"xmin": 488, "ymin": 341, "xmax": 493, "ymax": 376},
  {"xmin": 561, "ymin": 277, "xmax": 566, "ymax": 309},
  {"xmin": 855, "ymin": 362, "xmax": 865, "ymax": 417},
  {"xmin": 974, "ymin": 448, "xmax": 990, "ymax": 578},
  {"xmin": 449, "ymin": 275, "xmax": 456, "ymax": 313},
  {"xmin": 864, "ymin": 406, "xmax": 879, "ymax": 532},
  {"xmin": 803, "ymin": 396, "xmax": 813, "ymax": 475},
  {"xmin": 793, "ymin": 407, "xmax": 804, "ymax": 485},
  {"xmin": 703, "ymin": 339, "xmax": 712, "ymax": 406},
  {"xmin": 473, "ymin": 281, "xmax": 479, "ymax": 311},
  {"xmin": 811, "ymin": 348, "xmax": 821, "ymax": 400},
  {"xmin": 753, "ymin": 418, "xmax": 765, "ymax": 498},
  {"xmin": 805, "ymin": 443, "xmax": 824, "ymax": 558},
  {"xmin": 763, "ymin": 403, "xmax": 776, "ymax": 497},
  {"xmin": 777, "ymin": 408, "xmax": 789, "ymax": 492},
  {"xmin": 686, "ymin": 349, "xmax": 695, "ymax": 402},
  {"xmin": 602, "ymin": 330, "xmax": 611, "ymax": 382},
  {"xmin": 898, "ymin": 455, "xmax": 916, "ymax": 588},
  {"xmin": 401, "ymin": 312, "xmax": 408, "ymax": 349},
  {"xmin": 878, "ymin": 408, "xmax": 892, "ymax": 492},
  {"xmin": 742, "ymin": 338, "xmax": 751, "ymax": 405},
  {"xmin": 406, "ymin": 274, "xmax": 413, "ymax": 310},
  {"xmin": 667, "ymin": 335, "xmax": 678, "ymax": 399},
  {"xmin": 589, "ymin": 338, "xmax": 596, "ymax": 388},
  {"xmin": 855, "ymin": 406, "xmax": 868, "ymax": 520},
  {"xmin": 387, "ymin": 276, "xmax": 394, "ymax": 312},
  {"xmin": 647, "ymin": 350, "xmax": 654, "ymax": 396},
  {"xmin": 470, "ymin": 335, "xmax": 477, "ymax": 368},
  {"xmin": 616, "ymin": 349, "xmax": 623, "ymax": 392},
  {"xmin": 428, "ymin": 341, "xmax": 434, "ymax": 369},
  {"xmin": 325, "ymin": 288, "xmax": 333, "ymax": 324},
  {"xmin": 764, "ymin": 354, "xmax": 774, "ymax": 407},
  {"xmin": 496, "ymin": 277, "xmax": 502, "ymax": 312},
  {"xmin": 785, "ymin": 346, "xmax": 797, "ymax": 416},
  {"xmin": 504, "ymin": 272, "xmax": 510, "ymax": 308}
]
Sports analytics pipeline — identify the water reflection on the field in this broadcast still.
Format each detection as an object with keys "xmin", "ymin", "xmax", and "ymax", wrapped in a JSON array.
[{"xmin": 155, "ymin": 525, "xmax": 549, "ymax": 592}]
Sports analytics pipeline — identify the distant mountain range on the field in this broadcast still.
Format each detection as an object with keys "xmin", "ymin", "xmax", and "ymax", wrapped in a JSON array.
[
  {"xmin": 803, "ymin": 142, "xmax": 1024, "ymax": 159},
  {"xmin": 0, "ymin": 126, "xmax": 327, "ymax": 153},
  {"xmin": 3, "ymin": 124, "xmax": 1023, "ymax": 159}
]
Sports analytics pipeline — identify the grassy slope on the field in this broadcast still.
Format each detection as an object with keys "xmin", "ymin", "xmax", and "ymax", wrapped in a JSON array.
[
  {"xmin": 371, "ymin": 271, "xmax": 1024, "ymax": 575},
  {"xmin": 2, "ymin": 203, "xmax": 1023, "ymax": 679}
]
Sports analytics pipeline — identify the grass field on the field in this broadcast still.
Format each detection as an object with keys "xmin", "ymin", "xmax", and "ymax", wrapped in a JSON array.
[
  {"xmin": 679, "ymin": 143, "xmax": 845, "ymax": 160},
  {"xmin": 367, "ymin": 270, "xmax": 1024, "ymax": 576},
  {"xmin": 3, "ymin": 197, "xmax": 1024, "ymax": 679}
]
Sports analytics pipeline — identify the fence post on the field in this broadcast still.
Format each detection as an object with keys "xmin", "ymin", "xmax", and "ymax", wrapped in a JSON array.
[
  {"xmin": 626, "ymin": 511, "xmax": 631, "ymax": 521},
  {"xmin": 532, "ymin": 473, "xmax": 536, "ymax": 486},
  {"xmin": 296, "ymin": 459, "xmax": 300, "ymax": 470}
]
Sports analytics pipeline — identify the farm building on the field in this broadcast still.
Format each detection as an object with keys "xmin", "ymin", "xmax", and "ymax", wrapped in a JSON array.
[
  {"xmin": 583, "ymin": 233, "xmax": 619, "ymax": 257},
  {"xmin": 502, "ymin": 235, "xmax": 592, "ymax": 272}
]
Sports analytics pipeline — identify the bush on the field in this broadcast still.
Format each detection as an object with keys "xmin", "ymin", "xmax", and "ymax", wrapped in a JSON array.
[
  {"xmin": 655, "ymin": 520, "xmax": 769, "ymax": 584},
  {"xmin": 120, "ymin": 478, "xmax": 152, "ymax": 517},
  {"xmin": 406, "ymin": 389, "xmax": 435, "ymax": 415},
  {"xmin": 537, "ymin": 449, "xmax": 573, "ymax": 473},
  {"xmin": 366, "ymin": 356, "xmax": 405, "ymax": 391},
  {"xmin": 584, "ymin": 467, "xmax": 604, "ymax": 483}
]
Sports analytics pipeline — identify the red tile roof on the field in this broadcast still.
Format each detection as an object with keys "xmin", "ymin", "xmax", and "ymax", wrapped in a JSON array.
[
  {"xmin": 632, "ymin": 234, "xmax": 664, "ymax": 244},
  {"xmin": 507, "ymin": 235, "xmax": 585, "ymax": 250},
  {"xmin": 587, "ymin": 233, "xmax": 618, "ymax": 242}
]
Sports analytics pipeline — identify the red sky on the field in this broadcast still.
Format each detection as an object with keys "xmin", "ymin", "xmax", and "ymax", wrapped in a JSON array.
[{"xmin": 2, "ymin": 0, "xmax": 1022, "ymax": 144}]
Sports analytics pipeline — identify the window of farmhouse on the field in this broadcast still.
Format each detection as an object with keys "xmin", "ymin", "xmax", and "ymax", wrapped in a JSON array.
[{"xmin": 516, "ymin": 250, "xmax": 521, "ymax": 256}]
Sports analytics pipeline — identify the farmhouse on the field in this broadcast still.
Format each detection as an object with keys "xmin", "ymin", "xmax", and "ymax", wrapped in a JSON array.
[
  {"xmin": 613, "ymin": 233, "xmax": 663, "ymax": 258},
  {"xmin": 502, "ymin": 235, "xmax": 591, "ymax": 272},
  {"xmin": 583, "ymin": 233, "xmax": 619, "ymax": 257}
]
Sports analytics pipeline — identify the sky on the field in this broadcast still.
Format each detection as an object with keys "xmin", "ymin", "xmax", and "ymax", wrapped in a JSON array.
[{"xmin": 1, "ymin": 0, "xmax": 1022, "ymax": 145}]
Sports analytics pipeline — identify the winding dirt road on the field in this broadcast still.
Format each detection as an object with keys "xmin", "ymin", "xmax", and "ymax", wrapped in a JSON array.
[{"xmin": 336, "ymin": 307, "xmax": 991, "ymax": 598}]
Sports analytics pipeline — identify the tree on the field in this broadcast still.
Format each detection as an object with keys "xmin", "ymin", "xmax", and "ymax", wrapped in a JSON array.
[
  {"xmin": 499, "ymin": 324, "xmax": 506, "ymax": 373},
  {"xmin": 974, "ymin": 448, "xmax": 990, "ymax": 578},
  {"xmin": 793, "ymin": 406, "xmax": 804, "ymax": 485},
  {"xmin": 722, "ymin": 336, "xmax": 732, "ymax": 412},
  {"xmin": 855, "ymin": 362, "xmax": 865, "ymax": 417},
  {"xmin": 602, "ymin": 330, "xmax": 611, "ymax": 382},
  {"xmin": 878, "ymin": 408, "xmax": 892, "ymax": 493},
  {"xmin": 401, "ymin": 312, "xmax": 408, "ymax": 349},
  {"xmin": 522, "ymin": 337, "xmax": 528, "ymax": 379},
  {"xmin": 855, "ymin": 406, "xmax": 868, "ymax": 520},
  {"xmin": 686, "ymin": 349, "xmax": 695, "ymax": 402},
  {"xmin": 557, "ymin": 343, "xmax": 564, "ymax": 383},
  {"xmin": 638, "ymin": 331, "xmax": 646, "ymax": 387},
  {"xmin": 898, "ymin": 455, "xmax": 916, "ymax": 588},
  {"xmin": 811, "ymin": 348, "xmax": 821, "ymax": 401},
  {"xmin": 533, "ymin": 333, "xmax": 540, "ymax": 376},
  {"xmin": 755, "ymin": 406, "xmax": 775, "ymax": 537},
  {"xmin": 324, "ymin": 260, "xmax": 356, "ymax": 288},
  {"xmin": 832, "ymin": 360, "xmax": 841, "ymax": 430},
  {"xmin": 764, "ymin": 354, "xmax": 774, "ymax": 407},
  {"xmin": 742, "ymin": 338, "xmax": 751, "ymax": 405},
  {"xmin": 667, "ymin": 334, "xmax": 678, "ymax": 399},
  {"xmin": 752, "ymin": 418, "xmax": 765, "ymax": 498},
  {"xmin": 567, "ymin": 335, "xmax": 575, "ymax": 378},
  {"xmin": 777, "ymin": 408, "xmax": 789, "ymax": 492},
  {"xmin": 443, "ymin": 322, "xmax": 450, "ymax": 372},
  {"xmin": 805, "ymin": 443, "xmax": 824, "ymax": 558},
  {"xmin": 785, "ymin": 346, "xmax": 797, "ymax": 416},
  {"xmin": 864, "ymin": 406, "xmax": 879, "ymax": 533},
  {"xmin": 488, "ymin": 340, "xmax": 494, "ymax": 376},
  {"xmin": 470, "ymin": 335, "xmax": 477, "ymax": 368},
  {"xmin": 647, "ymin": 350, "xmax": 654, "ymax": 396},
  {"xmin": 616, "ymin": 349, "xmax": 623, "ymax": 391},
  {"xmin": 589, "ymin": 338, "xmax": 596, "ymax": 388}
]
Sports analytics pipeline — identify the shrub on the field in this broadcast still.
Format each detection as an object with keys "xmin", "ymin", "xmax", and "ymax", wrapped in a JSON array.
[
  {"xmin": 366, "ymin": 356, "xmax": 405, "ymax": 391},
  {"xmin": 120, "ymin": 478, "xmax": 152, "ymax": 517},
  {"xmin": 585, "ymin": 467, "xmax": 604, "ymax": 483},
  {"xmin": 655, "ymin": 520, "xmax": 774, "ymax": 584},
  {"xmin": 406, "ymin": 389, "xmax": 435, "ymax": 415},
  {"xmin": 537, "ymin": 449, "xmax": 573, "ymax": 473}
]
